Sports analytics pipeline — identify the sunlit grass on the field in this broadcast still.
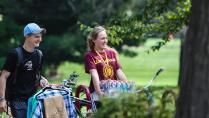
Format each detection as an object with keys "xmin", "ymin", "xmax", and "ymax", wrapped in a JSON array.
[{"xmin": 121, "ymin": 39, "xmax": 180, "ymax": 86}]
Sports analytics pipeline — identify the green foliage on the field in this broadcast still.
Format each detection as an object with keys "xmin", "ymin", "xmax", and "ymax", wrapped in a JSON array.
[
  {"xmin": 0, "ymin": 17, "xmax": 22, "ymax": 56},
  {"xmin": 75, "ymin": 0, "xmax": 131, "ymax": 25},
  {"xmin": 40, "ymin": 31, "xmax": 86, "ymax": 69},
  {"xmin": 80, "ymin": 0, "xmax": 191, "ymax": 53},
  {"xmin": 114, "ymin": 0, "xmax": 191, "ymax": 52},
  {"xmin": 94, "ymin": 87, "xmax": 177, "ymax": 118},
  {"xmin": 0, "ymin": 0, "xmax": 190, "ymax": 72},
  {"xmin": 0, "ymin": 0, "xmax": 76, "ymax": 35},
  {"xmin": 160, "ymin": 89, "xmax": 177, "ymax": 118},
  {"xmin": 94, "ymin": 93, "xmax": 149, "ymax": 118},
  {"xmin": 0, "ymin": 57, "xmax": 5, "ymax": 69}
]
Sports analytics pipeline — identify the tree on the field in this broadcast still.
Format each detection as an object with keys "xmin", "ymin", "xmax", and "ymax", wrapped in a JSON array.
[
  {"xmin": 0, "ymin": 0, "xmax": 191, "ymax": 73},
  {"xmin": 0, "ymin": 0, "xmax": 136, "ymax": 66},
  {"xmin": 175, "ymin": 0, "xmax": 209, "ymax": 117},
  {"xmin": 80, "ymin": 0, "xmax": 191, "ymax": 53}
]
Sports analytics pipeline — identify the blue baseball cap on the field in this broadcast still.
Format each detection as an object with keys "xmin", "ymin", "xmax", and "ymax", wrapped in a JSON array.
[{"xmin": 23, "ymin": 23, "xmax": 46, "ymax": 37}]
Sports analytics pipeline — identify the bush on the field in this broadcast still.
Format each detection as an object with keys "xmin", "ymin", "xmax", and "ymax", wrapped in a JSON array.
[{"xmin": 94, "ymin": 87, "xmax": 177, "ymax": 118}]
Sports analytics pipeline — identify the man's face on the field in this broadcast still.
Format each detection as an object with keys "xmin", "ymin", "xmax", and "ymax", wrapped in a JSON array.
[{"xmin": 27, "ymin": 33, "xmax": 42, "ymax": 47}]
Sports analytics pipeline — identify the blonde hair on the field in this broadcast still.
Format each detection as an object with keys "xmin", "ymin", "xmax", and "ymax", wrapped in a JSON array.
[{"xmin": 87, "ymin": 26, "xmax": 106, "ymax": 51}]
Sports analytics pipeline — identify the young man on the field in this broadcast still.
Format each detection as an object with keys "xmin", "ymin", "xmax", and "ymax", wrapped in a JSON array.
[{"xmin": 0, "ymin": 23, "xmax": 48, "ymax": 118}]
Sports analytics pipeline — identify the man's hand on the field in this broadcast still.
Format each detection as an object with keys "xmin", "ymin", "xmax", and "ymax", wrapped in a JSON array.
[
  {"xmin": 40, "ymin": 76, "xmax": 49, "ymax": 88},
  {"xmin": 0, "ymin": 100, "xmax": 6, "ymax": 113}
]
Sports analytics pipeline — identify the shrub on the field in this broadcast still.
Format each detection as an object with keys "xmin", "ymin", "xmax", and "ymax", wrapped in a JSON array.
[{"xmin": 93, "ymin": 87, "xmax": 177, "ymax": 118}]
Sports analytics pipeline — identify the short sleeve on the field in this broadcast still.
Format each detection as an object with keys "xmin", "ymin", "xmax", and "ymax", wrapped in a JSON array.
[
  {"xmin": 111, "ymin": 49, "xmax": 121, "ymax": 70},
  {"xmin": 2, "ymin": 49, "xmax": 18, "ymax": 73},
  {"xmin": 84, "ymin": 53, "xmax": 96, "ymax": 73}
]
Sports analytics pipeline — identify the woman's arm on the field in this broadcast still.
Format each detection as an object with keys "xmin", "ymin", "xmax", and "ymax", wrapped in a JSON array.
[
  {"xmin": 116, "ymin": 69, "xmax": 128, "ymax": 82},
  {"xmin": 89, "ymin": 69, "xmax": 104, "ymax": 97},
  {"xmin": 112, "ymin": 48, "xmax": 128, "ymax": 82}
]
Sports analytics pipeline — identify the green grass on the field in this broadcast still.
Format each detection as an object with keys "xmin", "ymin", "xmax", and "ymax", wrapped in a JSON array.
[
  {"xmin": 121, "ymin": 39, "xmax": 180, "ymax": 86},
  {"xmin": 50, "ymin": 39, "xmax": 180, "ymax": 87}
]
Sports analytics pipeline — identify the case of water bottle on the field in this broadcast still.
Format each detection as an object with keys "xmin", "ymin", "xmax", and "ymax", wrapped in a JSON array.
[{"xmin": 100, "ymin": 80, "xmax": 135, "ymax": 98}]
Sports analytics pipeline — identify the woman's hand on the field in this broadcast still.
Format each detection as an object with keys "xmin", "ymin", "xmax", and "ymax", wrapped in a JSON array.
[{"xmin": 97, "ymin": 90, "xmax": 105, "ymax": 99}]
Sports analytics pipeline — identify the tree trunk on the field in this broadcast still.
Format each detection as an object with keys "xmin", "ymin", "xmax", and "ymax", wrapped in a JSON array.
[{"xmin": 176, "ymin": 0, "xmax": 209, "ymax": 118}]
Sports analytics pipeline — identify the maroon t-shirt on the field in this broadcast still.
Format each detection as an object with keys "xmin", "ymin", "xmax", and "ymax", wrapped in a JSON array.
[{"xmin": 84, "ymin": 48, "xmax": 121, "ymax": 93}]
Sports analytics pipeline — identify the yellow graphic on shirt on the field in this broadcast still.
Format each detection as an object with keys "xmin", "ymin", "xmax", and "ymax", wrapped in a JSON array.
[
  {"xmin": 94, "ymin": 58, "xmax": 116, "ymax": 64},
  {"xmin": 103, "ymin": 64, "xmax": 114, "ymax": 79},
  {"xmin": 94, "ymin": 58, "xmax": 102, "ymax": 64}
]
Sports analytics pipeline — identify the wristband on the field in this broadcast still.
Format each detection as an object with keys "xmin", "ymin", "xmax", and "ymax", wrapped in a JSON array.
[{"xmin": 0, "ymin": 96, "xmax": 5, "ymax": 101}]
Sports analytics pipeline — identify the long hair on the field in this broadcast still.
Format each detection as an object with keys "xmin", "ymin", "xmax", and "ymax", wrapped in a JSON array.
[{"xmin": 87, "ymin": 26, "xmax": 106, "ymax": 51}]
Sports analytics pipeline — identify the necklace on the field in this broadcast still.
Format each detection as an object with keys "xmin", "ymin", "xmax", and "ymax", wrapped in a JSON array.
[
  {"xmin": 95, "ymin": 50, "xmax": 113, "ymax": 79},
  {"xmin": 95, "ymin": 50, "xmax": 108, "ymax": 64}
]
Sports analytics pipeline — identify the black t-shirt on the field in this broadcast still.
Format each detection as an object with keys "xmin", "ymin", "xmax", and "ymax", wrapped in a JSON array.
[{"xmin": 3, "ymin": 47, "xmax": 43, "ymax": 100}]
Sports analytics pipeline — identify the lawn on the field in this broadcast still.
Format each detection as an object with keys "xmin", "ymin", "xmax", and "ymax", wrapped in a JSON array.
[
  {"xmin": 51, "ymin": 39, "xmax": 180, "ymax": 87},
  {"xmin": 121, "ymin": 39, "xmax": 180, "ymax": 86}
]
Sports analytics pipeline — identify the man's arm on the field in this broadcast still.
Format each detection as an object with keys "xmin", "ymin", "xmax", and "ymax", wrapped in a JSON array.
[
  {"xmin": 0, "ymin": 70, "xmax": 10, "ymax": 100},
  {"xmin": 0, "ymin": 70, "xmax": 11, "ymax": 112}
]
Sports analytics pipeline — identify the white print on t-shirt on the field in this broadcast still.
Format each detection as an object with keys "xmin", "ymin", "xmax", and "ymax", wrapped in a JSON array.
[{"xmin": 25, "ymin": 61, "xmax": 33, "ymax": 70}]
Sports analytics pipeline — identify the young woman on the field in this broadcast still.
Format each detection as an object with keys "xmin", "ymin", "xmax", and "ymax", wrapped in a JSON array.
[{"xmin": 84, "ymin": 26, "xmax": 128, "ymax": 101}]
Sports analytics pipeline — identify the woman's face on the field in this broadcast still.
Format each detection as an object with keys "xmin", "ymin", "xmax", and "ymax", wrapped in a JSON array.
[{"xmin": 93, "ymin": 30, "xmax": 108, "ymax": 51}]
